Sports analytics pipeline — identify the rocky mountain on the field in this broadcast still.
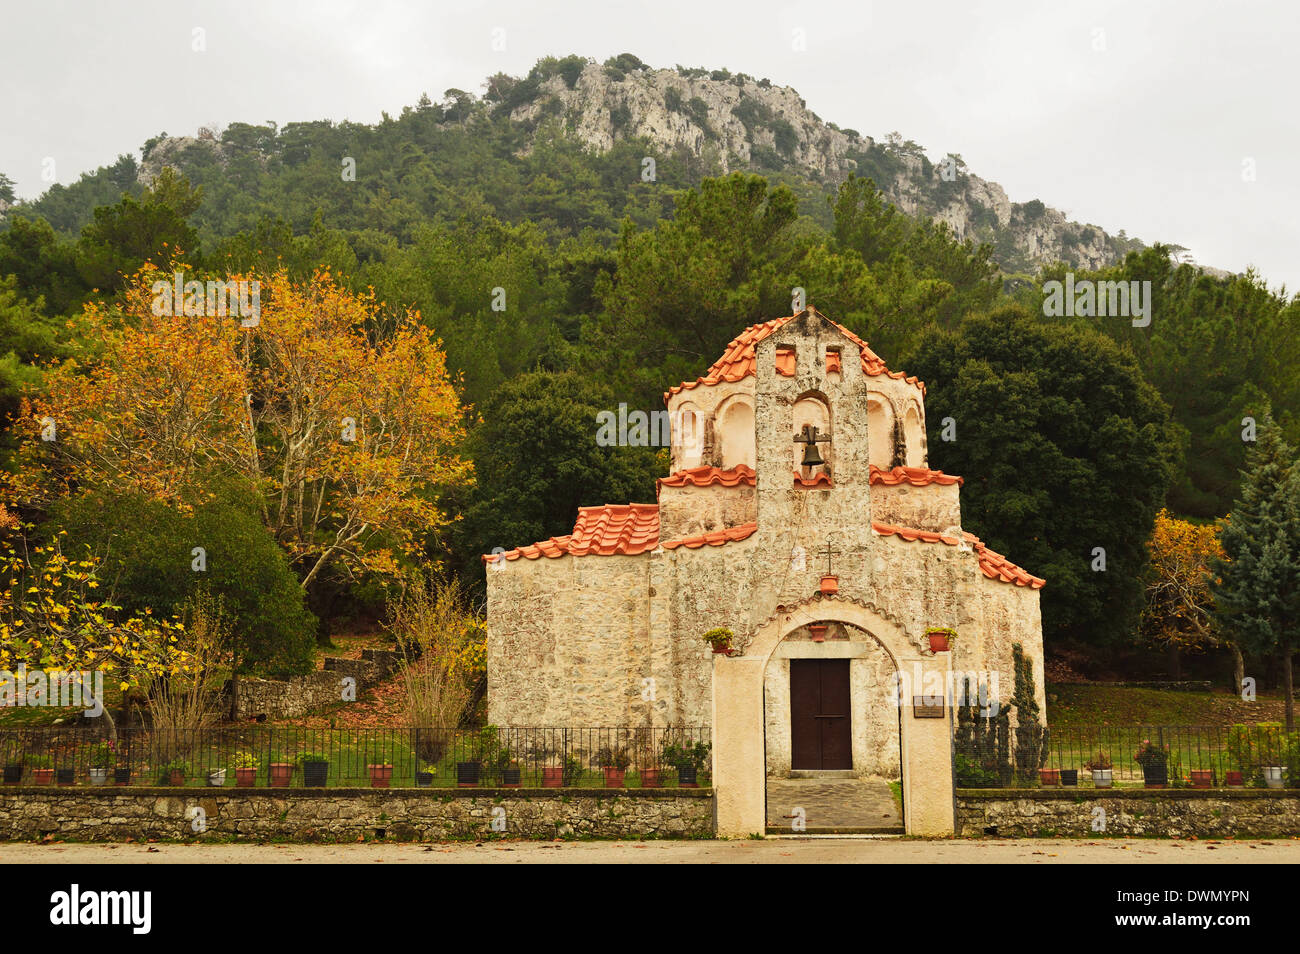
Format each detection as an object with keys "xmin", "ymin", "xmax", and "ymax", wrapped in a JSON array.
[{"xmin": 496, "ymin": 56, "xmax": 1147, "ymax": 273}]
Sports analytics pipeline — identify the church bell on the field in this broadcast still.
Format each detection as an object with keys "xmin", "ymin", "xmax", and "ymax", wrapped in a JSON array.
[{"xmin": 800, "ymin": 441, "xmax": 825, "ymax": 468}]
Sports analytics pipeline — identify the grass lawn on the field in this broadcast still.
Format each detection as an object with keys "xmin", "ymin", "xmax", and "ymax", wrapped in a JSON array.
[{"xmin": 1047, "ymin": 683, "xmax": 1290, "ymax": 729}]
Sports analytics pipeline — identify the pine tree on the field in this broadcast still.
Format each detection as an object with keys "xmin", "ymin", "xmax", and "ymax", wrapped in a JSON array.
[
  {"xmin": 1011, "ymin": 643, "xmax": 1048, "ymax": 783},
  {"xmin": 1212, "ymin": 415, "xmax": 1300, "ymax": 729}
]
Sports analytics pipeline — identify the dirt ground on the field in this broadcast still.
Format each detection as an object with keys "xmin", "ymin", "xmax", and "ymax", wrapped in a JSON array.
[{"xmin": 3, "ymin": 837, "xmax": 1297, "ymax": 864}]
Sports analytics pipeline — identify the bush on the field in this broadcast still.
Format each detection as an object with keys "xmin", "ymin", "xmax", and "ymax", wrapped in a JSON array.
[{"xmin": 48, "ymin": 480, "xmax": 316, "ymax": 677}]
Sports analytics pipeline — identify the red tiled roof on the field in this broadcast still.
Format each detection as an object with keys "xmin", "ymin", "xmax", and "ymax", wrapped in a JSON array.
[
  {"xmin": 661, "ymin": 522, "xmax": 758, "ymax": 550},
  {"xmin": 483, "ymin": 505, "xmax": 756, "ymax": 562},
  {"xmin": 871, "ymin": 522, "xmax": 1046, "ymax": 589},
  {"xmin": 794, "ymin": 470, "xmax": 834, "ymax": 487},
  {"xmin": 868, "ymin": 465, "xmax": 964, "ymax": 487},
  {"xmin": 658, "ymin": 465, "xmax": 756, "ymax": 489},
  {"xmin": 664, "ymin": 310, "xmax": 926, "ymax": 402}
]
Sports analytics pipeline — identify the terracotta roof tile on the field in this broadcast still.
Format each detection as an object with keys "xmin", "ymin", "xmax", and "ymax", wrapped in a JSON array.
[
  {"xmin": 868, "ymin": 465, "xmax": 964, "ymax": 487},
  {"xmin": 483, "ymin": 505, "xmax": 757, "ymax": 562},
  {"xmin": 661, "ymin": 522, "xmax": 758, "ymax": 550},
  {"xmin": 794, "ymin": 470, "xmax": 834, "ymax": 488},
  {"xmin": 658, "ymin": 465, "xmax": 756, "ymax": 489},
  {"xmin": 871, "ymin": 522, "xmax": 1046, "ymax": 589},
  {"xmin": 664, "ymin": 309, "xmax": 926, "ymax": 402}
]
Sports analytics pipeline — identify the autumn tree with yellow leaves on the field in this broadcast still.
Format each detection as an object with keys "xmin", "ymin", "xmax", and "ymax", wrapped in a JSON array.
[
  {"xmin": 16, "ymin": 266, "xmax": 472, "ymax": 609},
  {"xmin": 1140, "ymin": 508, "xmax": 1239, "ymax": 688}
]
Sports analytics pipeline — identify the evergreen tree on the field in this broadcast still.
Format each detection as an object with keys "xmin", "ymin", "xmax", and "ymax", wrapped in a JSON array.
[
  {"xmin": 1212, "ymin": 415, "xmax": 1300, "ymax": 728},
  {"xmin": 1011, "ymin": 643, "xmax": 1048, "ymax": 784}
]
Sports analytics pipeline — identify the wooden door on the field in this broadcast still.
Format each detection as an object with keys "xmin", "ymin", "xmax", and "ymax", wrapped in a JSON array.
[{"xmin": 790, "ymin": 659, "xmax": 852, "ymax": 770}]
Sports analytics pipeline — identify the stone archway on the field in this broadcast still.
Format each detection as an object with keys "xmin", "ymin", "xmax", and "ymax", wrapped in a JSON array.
[{"xmin": 711, "ymin": 597, "xmax": 956, "ymax": 837}]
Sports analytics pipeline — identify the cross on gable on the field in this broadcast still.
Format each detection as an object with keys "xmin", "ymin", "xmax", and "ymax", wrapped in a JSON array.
[{"xmin": 817, "ymin": 541, "xmax": 840, "ymax": 576}]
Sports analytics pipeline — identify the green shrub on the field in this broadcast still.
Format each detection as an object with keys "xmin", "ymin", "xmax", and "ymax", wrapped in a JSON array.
[{"xmin": 49, "ymin": 478, "xmax": 316, "ymax": 677}]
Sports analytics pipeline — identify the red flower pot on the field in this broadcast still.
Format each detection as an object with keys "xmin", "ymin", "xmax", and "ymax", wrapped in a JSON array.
[
  {"xmin": 269, "ymin": 763, "xmax": 293, "ymax": 788},
  {"xmin": 1190, "ymin": 770, "xmax": 1213, "ymax": 788},
  {"xmin": 1039, "ymin": 769, "xmax": 1060, "ymax": 787},
  {"xmin": 1225, "ymin": 771, "xmax": 1244, "ymax": 788},
  {"xmin": 809, "ymin": 624, "xmax": 828, "ymax": 643},
  {"xmin": 711, "ymin": 643, "xmax": 732, "ymax": 655},
  {"xmin": 603, "ymin": 767, "xmax": 626, "ymax": 788},
  {"xmin": 541, "ymin": 767, "xmax": 563, "ymax": 788},
  {"xmin": 639, "ymin": 768, "xmax": 662, "ymax": 788},
  {"xmin": 32, "ymin": 768, "xmax": 54, "ymax": 785},
  {"xmin": 928, "ymin": 633, "xmax": 951, "ymax": 653},
  {"xmin": 368, "ymin": 764, "xmax": 393, "ymax": 788},
  {"xmin": 166, "ymin": 770, "xmax": 185, "ymax": 787},
  {"xmin": 235, "ymin": 767, "xmax": 257, "ymax": 788},
  {"xmin": 819, "ymin": 575, "xmax": 838, "ymax": 595}
]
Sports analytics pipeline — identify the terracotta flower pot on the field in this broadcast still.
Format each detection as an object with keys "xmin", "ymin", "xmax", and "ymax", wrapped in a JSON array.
[
  {"xmin": 32, "ymin": 768, "xmax": 54, "ymax": 785},
  {"xmin": 928, "ymin": 632, "xmax": 951, "ymax": 653},
  {"xmin": 166, "ymin": 769, "xmax": 184, "ymax": 787},
  {"xmin": 639, "ymin": 768, "xmax": 662, "ymax": 788},
  {"xmin": 711, "ymin": 642, "xmax": 732, "ymax": 655},
  {"xmin": 235, "ymin": 767, "xmax": 257, "ymax": 788},
  {"xmin": 1190, "ymin": 770, "xmax": 1213, "ymax": 788},
  {"xmin": 603, "ymin": 767, "xmax": 626, "ymax": 788},
  {"xmin": 1039, "ymin": 768, "xmax": 1059, "ymax": 787},
  {"xmin": 819, "ymin": 575, "xmax": 838, "ymax": 595},
  {"xmin": 368, "ymin": 764, "xmax": 393, "ymax": 788},
  {"xmin": 541, "ymin": 767, "xmax": 563, "ymax": 788},
  {"xmin": 269, "ymin": 762, "xmax": 293, "ymax": 788},
  {"xmin": 1225, "ymin": 770, "xmax": 1244, "ymax": 788},
  {"xmin": 809, "ymin": 624, "xmax": 828, "ymax": 643}
]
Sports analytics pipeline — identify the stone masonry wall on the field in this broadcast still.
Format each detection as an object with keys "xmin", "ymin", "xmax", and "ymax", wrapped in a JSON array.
[
  {"xmin": 958, "ymin": 790, "xmax": 1300, "ymax": 838},
  {"xmin": 0, "ymin": 787, "xmax": 714, "ymax": 841}
]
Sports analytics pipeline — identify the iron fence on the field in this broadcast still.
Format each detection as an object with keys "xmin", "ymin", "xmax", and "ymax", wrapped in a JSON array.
[
  {"xmin": 955, "ymin": 724, "xmax": 1300, "ymax": 789},
  {"xmin": 0, "ymin": 726, "xmax": 711, "ymax": 789}
]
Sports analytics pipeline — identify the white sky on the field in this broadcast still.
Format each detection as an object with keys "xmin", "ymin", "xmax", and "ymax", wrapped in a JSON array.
[{"xmin": 2, "ymin": 0, "xmax": 1296, "ymax": 293}]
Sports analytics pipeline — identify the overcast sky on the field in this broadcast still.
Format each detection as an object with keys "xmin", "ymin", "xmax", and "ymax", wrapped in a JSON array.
[{"xmin": 2, "ymin": 0, "xmax": 1296, "ymax": 293}]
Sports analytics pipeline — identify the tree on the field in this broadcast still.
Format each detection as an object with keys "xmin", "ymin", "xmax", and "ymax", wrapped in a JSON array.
[
  {"xmin": 1010, "ymin": 643, "xmax": 1048, "ymax": 784},
  {"xmin": 1141, "ymin": 509, "xmax": 1237, "ymax": 687},
  {"xmin": 1211, "ymin": 416, "xmax": 1300, "ymax": 728},
  {"xmin": 446, "ymin": 370, "xmax": 661, "ymax": 586},
  {"xmin": 16, "ymin": 265, "xmax": 472, "ymax": 623},
  {"xmin": 908, "ymin": 305, "xmax": 1181, "ymax": 646}
]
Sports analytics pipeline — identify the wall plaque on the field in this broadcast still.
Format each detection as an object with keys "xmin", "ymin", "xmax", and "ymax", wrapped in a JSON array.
[{"xmin": 912, "ymin": 696, "xmax": 945, "ymax": 718}]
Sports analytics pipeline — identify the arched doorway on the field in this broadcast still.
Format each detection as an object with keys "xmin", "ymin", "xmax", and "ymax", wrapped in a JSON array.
[{"xmin": 759, "ymin": 616, "xmax": 905, "ymax": 834}]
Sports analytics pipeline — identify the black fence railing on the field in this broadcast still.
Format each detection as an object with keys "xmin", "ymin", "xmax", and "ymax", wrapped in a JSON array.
[
  {"xmin": 0, "ymin": 726, "xmax": 712, "ymax": 789},
  {"xmin": 956, "ymin": 724, "xmax": 1300, "ymax": 789}
]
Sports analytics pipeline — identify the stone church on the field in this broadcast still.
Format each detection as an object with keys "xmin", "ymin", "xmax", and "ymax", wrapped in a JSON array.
[{"xmin": 484, "ymin": 306, "xmax": 1046, "ymax": 834}]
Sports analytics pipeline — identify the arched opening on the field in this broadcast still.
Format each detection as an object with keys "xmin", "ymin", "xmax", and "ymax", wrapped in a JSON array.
[
  {"xmin": 791, "ymin": 394, "xmax": 831, "ymax": 475},
  {"xmin": 761, "ymin": 618, "xmax": 904, "ymax": 834},
  {"xmin": 715, "ymin": 396, "xmax": 756, "ymax": 469},
  {"xmin": 867, "ymin": 393, "xmax": 894, "ymax": 470},
  {"xmin": 673, "ymin": 401, "xmax": 704, "ymax": 469},
  {"xmin": 903, "ymin": 403, "xmax": 925, "ymax": 468}
]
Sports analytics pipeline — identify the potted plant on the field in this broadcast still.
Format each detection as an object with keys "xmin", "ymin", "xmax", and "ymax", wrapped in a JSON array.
[
  {"xmin": 702, "ymin": 626, "xmax": 734, "ymax": 656},
  {"xmin": 1085, "ymin": 752, "xmax": 1113, "ymax": 788},
  {"xmin": 1189, "ymin": 769, "xmax": 1214, "ymax": 788},
  {"xmin": 540, "ymin": 752, "xmax": 563, "ymax": 788},
  {"xmin": 501, "ymin": 759, "xmax": 522, "ymax": 788},
  {"xmin": 415, "ymin": 762, "xmax": 436, "ymax": 787},
  {"xmin": 1225, "ymin": 724, "xmax": 1258, "ymax": 788},
  {"xmin": 1225, "ymin": 769, "xmax": 1245, "ymax": 788},
  {"xmin": 56, "ymin": 764, "xmax": 76, "ymax": 786},
  {"xmin": 661, "ymin": 738, "xmax": 710, "ymax": 788},
  {"xmin": 1058, "ymin": 767, "xmax": 1079, "ymax": 787},
  {"xmin": 1038, "ymin": 768, "xmax": 1060, "ymax": 787},
  {"xmin": 232, "ymin": 751, "xmax": 257, "ymax": 788},
  {"xmin": 368, "ymin": 760, "xmax": 394, "ymax": 788},
  {"xmin": 819, "ymin": 574, "xmax": 838, "ymax": 595},
  {"xmin": 561, "ymin": 753, "xmax": 585, "ymax": 787},
  {"xmin": 2, "ymin": 762, "xmax": 21, "ymax": 785},
  {"xmin": 595, "ymin": 745, "xmax": 632, "ymax": 787},
  {"xmin": 157, "ymin": 758, "xmax": 188, "ymax": 787},
  {"xmin": 268, "ymin": 758, "xmax": 293, "ymax": 787},
  {"xmin": 808, "ymin": 624, "xmax": 828, "ymax": 643},
  {"xmin": 298, "ymin": 752, "xmax": 329, "ymax": 788},
  {"xmin": 206, "ymin": 766, "xmax": 227, "ymax": 787},
  {"xmin": 1134, "ymin": 740, "xmax": 1169, "ymax": 788},
  {"xmin": 925, "ymin": 626, "xmax": 957, "ymax": 653},
  {"xmin": 88, "ymin": 741, "xmax": 115, "ymax": 786},
  {"xmin": 29, "ymin": 754, "xmax": 53, "ymax": 785},
  {"xmin": 1262, "ymin": 765, "xmax": 1285, "ymax": 789},
  {"xmin": 635, "ymin": 739, "xmax": 662, "ymax": 788}
]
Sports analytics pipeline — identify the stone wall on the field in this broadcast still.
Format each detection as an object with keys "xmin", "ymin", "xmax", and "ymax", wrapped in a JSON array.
[
  {"xmin": 0, "ymin": 787, "xmax": 714, "ymax": 842},
  {"xmin": 228, "ymin": 649, "xmax": 401, "ymax": 721},
  {"xmin": 958, "ymin": 790, "xmax": 1300, "ymax": 838}
]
